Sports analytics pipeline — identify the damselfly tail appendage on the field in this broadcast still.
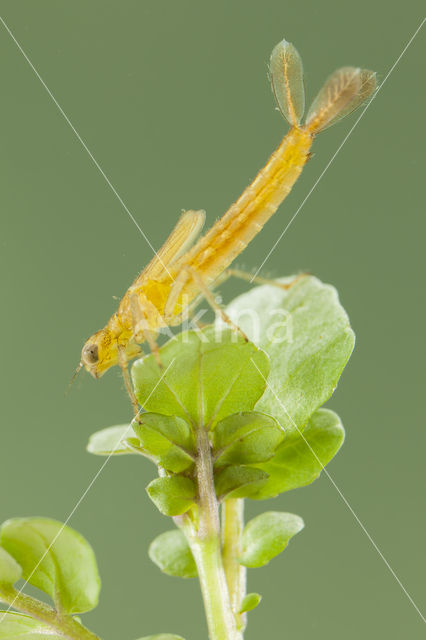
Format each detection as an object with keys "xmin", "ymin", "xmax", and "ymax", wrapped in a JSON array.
[{"xmin": 270, "ymin": 39, "xmax": 377, "ymax": 134}]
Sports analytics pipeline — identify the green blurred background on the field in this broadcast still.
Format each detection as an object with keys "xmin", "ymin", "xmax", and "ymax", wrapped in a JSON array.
[{"xmin": 0, "ymin": 1, "xmax": 424, "ymax": 638}]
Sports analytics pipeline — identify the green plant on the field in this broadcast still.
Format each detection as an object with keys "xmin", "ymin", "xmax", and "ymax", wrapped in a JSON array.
[{"xmin": 0, "ymin": 276, "xmax": 353, "ymax": 639}]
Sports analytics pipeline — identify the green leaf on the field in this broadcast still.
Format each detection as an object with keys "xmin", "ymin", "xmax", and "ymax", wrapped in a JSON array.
[
  {"xmin": 135, "ymin": 635, "xmax": 185, "ymax": 640},
  {"xmin": 87, "ymin": 424, "xmax": 138, "ymax": 455},
  {"xmin": 224, "ymin": 276, "xmax": 354, "ymax": 437},
  {"xmin": 239, "ymin": 592, "xmax": 262, "ymax": 614},
  {"xmin": 0, "ymin": 518, "xmax": 100, "ymax": 614},
  {"xmin": 0, "ymin": 547, "xmax": 22, "ymax": 588},
  {"xmin": 212, "ymin": 412, "xmax": 284, "ymax": 466},
  {"xmin": 133, "ymin": 413, "xmax": 195, "ymax": 473},
  {"xmin": 147, "ymin": 477, "xmax": 196, "ymax": 516},
  {"xmin": 239, "ymin": 511, "xmax": 304, "ymax": 568},
  {"xmin": 252, "ymin": 409, "xmax": 345, "ymax": 498},
  {"xmin": 214, "ymin": 466, "xmax": 268, "ymax": 500},
  {"xmin": 148, "ymin": 530, "xmax": 197, "ymax": 578},
  {"xmin": 0, "ymin": 612, "xmax": 64, "ymax": 639},
  {"xmin": 131, "ymin": 327, "xmax": 269, "ymax": 428}
]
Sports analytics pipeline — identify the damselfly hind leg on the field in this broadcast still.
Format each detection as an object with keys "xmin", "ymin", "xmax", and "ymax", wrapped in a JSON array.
[
  {"xmin": 184, "ymin": 267, "xmax": 249, "ymax": 341},
  {"xmin": 164, "ymin": 267, "xmax": 248, "ymax": 340},
  {"xmin": 225, "ymin": 268, "xmax": 308, "ymax": 290}
]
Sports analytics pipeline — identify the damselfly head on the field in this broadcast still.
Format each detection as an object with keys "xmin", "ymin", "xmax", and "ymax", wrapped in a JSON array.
[
  {"xmin": 81, "ymin": 328, "xmax": 117, "ymax": 378},
  {"xmin": 81, "ymin": 328, "xmax": 142, "ymax": 378}
]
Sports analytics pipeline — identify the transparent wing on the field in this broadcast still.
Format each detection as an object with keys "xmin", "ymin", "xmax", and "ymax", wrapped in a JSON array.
[
  {"xmin": 322, "ymin": 68, "xmax": 376, "ymax": 127},
  {"xmin": 306, "ymin": 67, "xmax": 362, "ymax": 133},
  {"xmin": 269, "ymin": 39, "xmax": 305, "ymax": 126},
  {"xmin": 141, "ymin": 209, "xmax": 206, "ymax": 280}
]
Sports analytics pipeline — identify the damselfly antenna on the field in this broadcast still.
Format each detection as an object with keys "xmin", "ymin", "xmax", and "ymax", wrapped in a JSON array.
[{"xmin": 67, "ymin": 362, "xmax": 83, "ymax": 395}]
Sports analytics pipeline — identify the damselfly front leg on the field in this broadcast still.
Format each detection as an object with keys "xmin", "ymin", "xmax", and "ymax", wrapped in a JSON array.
[
  {"xmin": 129, "ymin": 293, "xmax": 162, "ymax": 367},
  {"xmin": 117, "ymin": 344, "xmax": 141, "ymax": 417}
]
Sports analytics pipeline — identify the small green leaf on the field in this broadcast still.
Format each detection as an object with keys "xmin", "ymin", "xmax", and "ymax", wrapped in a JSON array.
[
  {"xmin": 0, "ymin": 546, "xmax": 22, "ymax": 588},
  {"xmin": 239, "ymin": 592, "xmax": 262, "ymax": 613},
  {"xmin": 133, "ymin": 414, "xmax": 195, "ymax": 472},
  {"xmin": 239, "ymin": 511, "xmax": 304, "ymax": 568},
  {"xmin": 135, "ymin": 635, "xmax": 185, "ymax": 640},
  {"xmin": 212, "ymin": 412, "xmax": 284, "ymax": 466},
  {"xmin": 132, "ymin": 327, "xmax": 269, "ymax": 428},
  {"xmin": 87, "ymin": 424, "xmax": 136, "ymax": 455},
  {"xmin": 214, "ymin": 466, "xmax": 268, "ymax": 500},
  {"xmin": 224, "ymin": 276, "xmax": 354, "ymax": 438},
  {"xmin": 0, "ymin": 518, "xmax": 101, "ymax": 614},
  {"xmin": 148, "ymin": 530, "xmax": 197, "ymax": 578},
  {"xmin": 0, "ymin": 612, "xmax": 64, "ymax": 639},
  {"xmin": 252, "ymin": 409, "xmax": 345, "ymax": 498},
  {"xmin": 147, "ymin": 477, "xmax": 196, "ymax": 516}
]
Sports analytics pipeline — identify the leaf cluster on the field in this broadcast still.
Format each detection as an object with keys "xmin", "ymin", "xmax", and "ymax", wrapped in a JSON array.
[
  {"xmin": 87, "ymin": 276, "xmax": 353, "ymax": 617},
  {"xmin": 0, "ymin": 276, "xmax": 353, "ymax": 637},
  {"xmin": 90, "ymin": 276, "xmax": 352, "ymax": 511}
]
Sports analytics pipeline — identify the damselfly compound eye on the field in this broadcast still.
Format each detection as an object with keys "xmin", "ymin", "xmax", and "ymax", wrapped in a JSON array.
[{"xmin": 83, "ymin": 344, "xmax": 99, "ymax": 364}]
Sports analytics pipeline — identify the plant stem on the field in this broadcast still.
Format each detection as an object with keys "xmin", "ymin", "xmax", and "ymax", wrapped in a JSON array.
[
  {"xmin": 222, "ymin": 499, "xmax": 246, "ymax": 636},
  {"xmin": 0, "ymin": 588, "xmax": 100, "ymax": 640},
  {"xmin": 181, "ymin": 427, "xmax": 238, "ymax": 640}
]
